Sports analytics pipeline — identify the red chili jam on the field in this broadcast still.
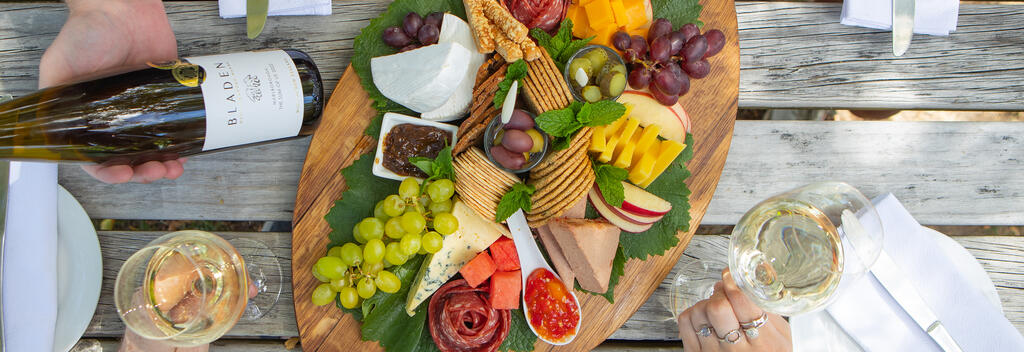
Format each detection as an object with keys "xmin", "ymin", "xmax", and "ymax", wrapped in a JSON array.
[{"xmin": 524, "ymin": 268, "xmax": 579, "ymax": 342}]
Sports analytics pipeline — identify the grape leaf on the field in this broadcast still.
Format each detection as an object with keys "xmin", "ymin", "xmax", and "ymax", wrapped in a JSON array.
[
  {"xmin": 618, "ymin": 133, "xmax": 695, "ymax": 259},
  {"xmin": 651, "ymin": 0, "xmax": 704, "ymax": 28},
  {"xmin": 498, "ymin": 308, "xmax": 537, "ymax": 352},
  {"xmin": 575, "ymin": 247, "xmax": 626, "ymax": 303},
  {"xmin": 350, "ymin": 0, "xmax": 467, "ymax": 114},
  {"xmin": 359, "ymin": 256, "xmax": 440, "ymax": 352},
  {"xmin": 325, "ymin": 152, "xmax": 400, "ymax": 247}
]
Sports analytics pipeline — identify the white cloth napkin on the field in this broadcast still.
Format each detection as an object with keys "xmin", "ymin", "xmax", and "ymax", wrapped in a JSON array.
[
  {"xmin": 825, "ymin": 194, "xmax": 1024, "ymax": 351},
  {"xmin": 841, "ymin": 0, "xmax": 959, "ymax": 36},
  {"xmin": 1, "ymin": 162, "xmax": 58, "ymax": 352},
  {"xmin": 219, "ymin": 0, "xmax": 331, "ymax": 19}
]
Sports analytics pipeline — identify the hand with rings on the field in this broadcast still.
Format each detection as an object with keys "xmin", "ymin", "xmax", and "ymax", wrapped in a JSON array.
[{"xmin": 677, "ymin": 269, "xmax": 792, "ymax": 352}]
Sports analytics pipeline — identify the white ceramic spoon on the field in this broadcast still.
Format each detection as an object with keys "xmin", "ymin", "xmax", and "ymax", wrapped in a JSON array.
[{"xmin": 506, "ymin": 210, "xmax": 582, "ymax": 345}]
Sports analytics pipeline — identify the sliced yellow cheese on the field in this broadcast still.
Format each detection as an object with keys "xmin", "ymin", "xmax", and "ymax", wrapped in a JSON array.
[
  {"xmin": 568, "ymin": 5, "xmax": 590, "ymax": 38},
  {"xmin": 613, "ymin": 127, "xmax": 643, "ymax": 169},
  {"xmin": 639, "ymin": 140, "xmax": 686, "ymax": 188},
  {"xmin": 405, "ymin": 199, "xmax": 508, "ymax": 316},
  {"xmin": 599, "ymin": 117, "xmax": 638, "ymax": 163},
  {"xmin": 589, "ymin": 125, "xmax": 607, "ymax": 153},
  {"xmin": 629, "ymin": 144, "xmax": 659, "ymax": 184},
  {"xmin": 632, "ymin": 124, "xmax": 661, "ymax": 163},
  {"xmin": 612, "ymin": 117, "xmax": 640, "ymax": 157}
]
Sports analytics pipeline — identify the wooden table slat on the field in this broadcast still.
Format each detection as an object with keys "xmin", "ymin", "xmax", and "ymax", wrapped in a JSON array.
[
  {"xmin": 85, "ymin": 232, "xmax": 1024, "ymax": 340},
  {"xmin": 59, "ymin": 121, "xmax": 1024, "ymax": 225}
]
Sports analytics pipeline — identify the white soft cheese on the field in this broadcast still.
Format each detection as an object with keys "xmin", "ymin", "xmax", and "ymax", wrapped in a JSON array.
[
  {"xmin": 371, "ymin": 42, "xmax": 471, "ymax": 113},
  {"xmin": 420, "ymin": 14, "xmax": 487, "ymax": 121}
]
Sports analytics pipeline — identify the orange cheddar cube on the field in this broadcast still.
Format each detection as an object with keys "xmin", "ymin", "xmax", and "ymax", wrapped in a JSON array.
[
  {"xmin": 622, "ymin": 0, "xmax": 650, "ymax": 30},
  {"xmin": 584, "ymin": 0, "xmax": 614, "ymax": 31},
  {"xmin": 610, "ymin": 0, "xmax": 629, "ymax": 27}
]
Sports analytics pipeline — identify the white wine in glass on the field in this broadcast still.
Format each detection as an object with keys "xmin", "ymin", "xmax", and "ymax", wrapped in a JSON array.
[
  {"xmin": 114, "ymin": 230, "xmax": 281, "ymax": 346},
  {"xmin": 671, "ymin": 182, "xmax": 884, "ymax": 318}
]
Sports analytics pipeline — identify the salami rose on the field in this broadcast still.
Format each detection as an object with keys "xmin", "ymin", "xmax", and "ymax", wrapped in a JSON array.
[
  {"xmin": 428, "ymin": 279, "xmax": 511, "ymax": 352},
  {"xmin": 502, "ymin": 0, "xmax": 567, "ymax": 33}
]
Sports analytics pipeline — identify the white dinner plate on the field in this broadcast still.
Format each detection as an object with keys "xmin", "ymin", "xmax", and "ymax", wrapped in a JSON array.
[
  {"xmin": 791, "ymin": 226, "xmax": 1002, "ymax": 351},
  {"xmin": 53, "ymin": 186, "xmax": 102, "ymax": 352}
]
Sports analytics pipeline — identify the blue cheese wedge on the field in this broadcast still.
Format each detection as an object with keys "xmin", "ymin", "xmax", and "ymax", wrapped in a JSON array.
[{"xmin": 405, "ymin": 197, "xmax": 509, "ymax": 316}]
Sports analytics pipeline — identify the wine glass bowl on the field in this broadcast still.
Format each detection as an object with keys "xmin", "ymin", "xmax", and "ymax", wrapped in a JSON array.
[
  {"xmin": 728, "ymin": 182, "xmax": 884, "ymax": 316},
  {"xmin": 114, "ymin": 230, "xmax": 250, "ymax": 346}
]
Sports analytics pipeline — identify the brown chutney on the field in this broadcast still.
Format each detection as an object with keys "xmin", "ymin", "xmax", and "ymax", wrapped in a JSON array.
[{"xmin": 382, "ymin": 123, "xmax": 453, "ymax": 178}]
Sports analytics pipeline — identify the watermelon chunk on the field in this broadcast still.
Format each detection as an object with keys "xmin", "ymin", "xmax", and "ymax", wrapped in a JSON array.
[
  {"xmin": 489, "ymin": 270, "xmax": 522, "ymax": 310},
  {"xmin": 488, "ymin": 237, "xmax": 520, "ymax": 272},
  {"xmin": 459, "ymin": 251, "xmax": 497, "ymax": 287}
]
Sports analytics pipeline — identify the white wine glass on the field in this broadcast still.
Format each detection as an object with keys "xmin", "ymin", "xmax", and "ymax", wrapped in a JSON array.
[
  {"xmin": 670, "ymin": 181, "xmax": 884, "ymax": 319},
  {"xmin": 114, "ymin": 230, "xmax": 282, "ymax": 346}
]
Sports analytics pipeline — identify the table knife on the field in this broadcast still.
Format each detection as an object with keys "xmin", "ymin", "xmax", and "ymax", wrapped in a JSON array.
[
  {"xmin": 247, "ymin": 0, "xmax": 269, "ymax": 39},
  {"xmin": 0, "ymin": 94, "xmax": 11, "ymax": 352},
  {"xmin": 871, "ymin": 250, "xmax": 964, "ymax": 351},
  {"xmin": 892, "ymin": 0, "xmax": 915, "ymax": 56}
]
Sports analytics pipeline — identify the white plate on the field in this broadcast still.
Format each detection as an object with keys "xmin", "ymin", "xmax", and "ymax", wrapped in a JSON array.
[
  {"xmin": 372, "ymin": 112, "xmax": 459, "ymax": 181},
  {"xmin": 791, "ymin": 226, "xmax": 1002, "ymax": 352},
  {"xmin": 53, "ymin": 186, "xmax": 102, "ymax": 352}
]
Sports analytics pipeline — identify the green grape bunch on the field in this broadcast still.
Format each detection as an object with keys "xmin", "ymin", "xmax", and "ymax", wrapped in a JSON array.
[{"xmin": 310, "ymin": 177, "xmax": 461, "ymax": 308}]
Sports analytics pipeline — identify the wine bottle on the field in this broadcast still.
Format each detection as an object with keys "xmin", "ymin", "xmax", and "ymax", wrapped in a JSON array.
[{"xmin": 0, "ymin": 49, "xmax": 324, "ymax": 165}]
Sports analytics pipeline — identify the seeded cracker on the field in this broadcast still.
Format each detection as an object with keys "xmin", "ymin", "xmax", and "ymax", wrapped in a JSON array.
[
  {"xmin": 537, "ymin": 50, "xmax": 572, "ymax": 108},
  {"xmin": 530, "ymin": 152, "xmax": 588, "ymax": 208},
  {"xmin": 522, "ymin": 73, "xmax": 554, "ymax": 114}
]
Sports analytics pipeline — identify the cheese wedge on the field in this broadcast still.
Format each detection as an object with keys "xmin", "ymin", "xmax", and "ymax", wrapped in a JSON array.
[
  {"xmin": 405, "ymin": 198, "xmax": 509, "ymax": 316},
  {"xmin": 548, "ymin": 218, "xmax": 620, "ymax": 293},
  {"xmin": 422, "ymin": 14, "xmax": 487, "ymax": 121},
  {"xmin": 371, "ymin": 42, "xmax": 471, "ymax": 113},
  {"xmin": 639, "ymin": 140, "xmax": 686, "ymax": 187}
]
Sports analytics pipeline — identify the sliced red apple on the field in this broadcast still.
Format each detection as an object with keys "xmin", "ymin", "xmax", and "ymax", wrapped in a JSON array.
[
  {"xmin": 617, "ymin": 89, "xmax": 691, "ymax": 143},
  {"xmin": 621, "ymin": 182, "xmax": 672, "ymax": 217},
  {"xmin": 590, "ymin": 185, "xmax": 663, "ymax": 224},
  {"xmin": 588, "ymin": 187, "xmax": 655, "ymax": 233}
]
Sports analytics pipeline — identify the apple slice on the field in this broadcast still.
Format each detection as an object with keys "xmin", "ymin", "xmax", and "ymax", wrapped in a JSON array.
[
  {"xmin": 589, "ymin": 185, "xmax": 663, "ymax": 224},
  {"xmin": 588, "ymin": 187, "xmax": 655, "ymax": 233},
  {"xmin": 621, "ymin": 181, "xmax": 672, "ymax": 216},
  {"xmin": 617, "ymin": 89, "xmax": 691, "ymax": 143}
]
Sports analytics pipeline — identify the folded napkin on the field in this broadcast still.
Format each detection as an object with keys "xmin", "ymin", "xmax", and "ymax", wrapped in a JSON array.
[
  {"xmin": 841, "ymin": 0, "xmax": 959, "ymax": 36},
  {"xmin": 2, "ymin": 162, "xmax": 58, "ymax": 352},
  {"xmin": 825, "ymin": 194, "xmax": 1024, "ymax": 351},
  {"xmin": 219, "ymin": 0, "xmax": 331, "ymax": 19}
]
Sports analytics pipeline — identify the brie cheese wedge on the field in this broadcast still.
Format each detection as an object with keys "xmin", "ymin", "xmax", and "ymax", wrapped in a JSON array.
[
  {"xmin": 420, "ymin": 14, "xmax": 487, "ymax": 121},
  {"xmin": 371, "ymin": 42, "xmax": 471, "ymax": 113}
]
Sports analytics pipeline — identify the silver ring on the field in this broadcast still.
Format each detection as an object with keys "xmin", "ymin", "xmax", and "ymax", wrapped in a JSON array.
[
  {"xmin": 718, "ymin": 329, "xmax": 741, "ymax": 344},
  {"xmin": 741, "ymin": 312, "xmax": 768, "ymax": 339},
  {"xmin": 696, "ymin": 325, "xmax": 714, "ymax": 338}
]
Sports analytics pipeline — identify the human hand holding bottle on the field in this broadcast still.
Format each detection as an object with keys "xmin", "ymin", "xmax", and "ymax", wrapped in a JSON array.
[{"xmin": 40, "ymin": 0, "xmax": 186, "ymax": 184}]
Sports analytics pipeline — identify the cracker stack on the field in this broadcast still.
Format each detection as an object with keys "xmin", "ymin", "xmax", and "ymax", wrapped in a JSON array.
[
  {"xmin": 526, "ymin": 128, "xmax": 595, "ymax": 227},
  {"xmin": 455, "ymin": 56, "xmax": 507, "ymax": 155},
  {"xmin": 454, "ymin": 147, "xmax": 520, "ymax": 221},
  {"xmin": 522, "ymin": 49, "xmax": 574, "ymax": 114},
  {"xmin": 464, "ymin": 0, "xmax": 542, "ymax": 62}
]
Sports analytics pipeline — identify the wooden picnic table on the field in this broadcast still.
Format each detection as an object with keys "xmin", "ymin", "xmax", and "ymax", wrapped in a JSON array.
[{"xmin": 1, "ymin": 1, "xmax": 1022, "ymax": 350}]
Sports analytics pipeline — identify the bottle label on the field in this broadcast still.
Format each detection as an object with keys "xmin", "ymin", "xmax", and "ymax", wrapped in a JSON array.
[{"xmin": 185, "ymin": 50, "xmax": 304, "ymax": 151}]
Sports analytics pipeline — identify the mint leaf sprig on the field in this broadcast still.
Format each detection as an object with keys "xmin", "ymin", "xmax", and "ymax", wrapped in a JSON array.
[
  {"xmin": 592, "ymin": 161, "xmax": 629, "ymax": 207},
  {"xmin": 493, "ymin": 59, "xmax": 528, "ymax": 110},
  {"xmin": 495, "ymin": 183, "xmax": 535, "ymax": 223},
  {"xmin": 409, "ymin": 144, "xmax": 455, "ymax": 187},
  {"xmin": 531, "ymin": 19, "xmax": 595, "ymax": 71},
  {"xmin": 536, "ymin": 100, "xmax": 627, "ymax": 150}
]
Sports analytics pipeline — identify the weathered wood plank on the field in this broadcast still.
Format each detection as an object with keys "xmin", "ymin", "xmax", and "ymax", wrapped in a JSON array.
[
  {"xmin": 0, "ymin": 2, "xmax": 1022, "ymax": 110},
  {"xmin": 85, "ymin": 232, "xmax": 1024, "ymax": 340},
  {"xmin": 59, "ymin": 121, "xmax": 1024, "ymax": 225}
]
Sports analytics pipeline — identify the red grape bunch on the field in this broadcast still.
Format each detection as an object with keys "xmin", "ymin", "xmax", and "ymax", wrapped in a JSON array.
[
  {"xmin": 382, "ymin": 12, "xmax": 445, "ymax": 52},
  {"xmin": 612, "ymin": 19, "xmax": 726, "ymax": 105}
]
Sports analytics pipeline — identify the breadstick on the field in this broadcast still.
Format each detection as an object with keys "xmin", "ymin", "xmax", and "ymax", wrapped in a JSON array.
[
  {"xmin": 481, "ymin": 0, "xmax": 528, "ymax": 44},
  {"xmin": 463, "ymin": 0, "xmax": 496, "ymax": 53},
  {"xmin": 493, "ymin": 31, "xmax": 523, "ymax": 62}
]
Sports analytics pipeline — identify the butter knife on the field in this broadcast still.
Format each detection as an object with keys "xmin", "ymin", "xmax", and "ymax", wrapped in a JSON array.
[
  {"xmin": 247, "ymin": 0, "xmax": 269, "ymax": 39},
  {"xmin": 871, "ymin": 250, "xmax": 964, "ymax": 351},
  {"xmin": 0, "ymin": 94, "xmax": 12, "ymax": 352},
  {"xmin": 892, "ymin": 0, "xmax": 915, "ymax": 56}
]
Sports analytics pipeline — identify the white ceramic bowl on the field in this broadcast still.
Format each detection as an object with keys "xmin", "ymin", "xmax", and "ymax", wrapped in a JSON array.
[{"xmin": 372, "ymin": 112, "xmax": 459, "ymax": 181}]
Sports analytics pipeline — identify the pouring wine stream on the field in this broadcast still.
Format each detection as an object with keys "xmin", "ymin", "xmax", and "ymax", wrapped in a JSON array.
[{"xmin": 506, "ymin": 210, "xmax": 582, "ymax": 345}]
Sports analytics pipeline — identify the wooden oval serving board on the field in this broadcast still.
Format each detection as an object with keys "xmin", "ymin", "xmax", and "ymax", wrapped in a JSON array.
[{"xmin": 291, "ymin": 1, "xmax": 738, "ymax": 349}]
